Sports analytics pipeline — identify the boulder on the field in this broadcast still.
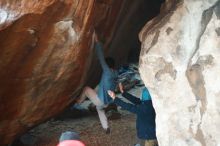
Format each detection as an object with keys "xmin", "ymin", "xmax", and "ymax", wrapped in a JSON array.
[
  {"xmin": 0, "ymin": 0, "xmax": 125, "ymax": 145},
  {"xmin": 139, "ymin": 0, "xmax": 220, "ymax": 145},
  {"xmin": 0, "ymin": 0, "xmax": 164, "ymax": 144}
]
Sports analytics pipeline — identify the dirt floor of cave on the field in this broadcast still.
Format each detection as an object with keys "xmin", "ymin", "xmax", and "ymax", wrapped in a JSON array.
[
  {"xmin": 14, "ymin": 88, "xmax": 143, "ymax": 146},
  {"xmin": 24, "ymin": 111, "xmax": 136, "ymax": 146}
]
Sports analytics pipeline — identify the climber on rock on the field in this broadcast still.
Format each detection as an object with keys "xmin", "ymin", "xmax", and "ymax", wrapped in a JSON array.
[
  {"xmin": 108, "ymin": 83, "xmax": 158, "ymax": 146},
  {"xmin": 74, "ymin": 31, "xmax": 118, "ymax": 134}
]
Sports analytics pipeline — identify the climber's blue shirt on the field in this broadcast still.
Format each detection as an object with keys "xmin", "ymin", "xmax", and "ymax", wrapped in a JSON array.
[{"xmin": 95, "ymin": 42, "xmax": 118, "ymax": 105}]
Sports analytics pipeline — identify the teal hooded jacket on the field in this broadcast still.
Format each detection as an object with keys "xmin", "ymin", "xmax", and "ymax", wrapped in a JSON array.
[{"xmin": 114, "ymin": 91, "xmax": 156, "ymax": 140}]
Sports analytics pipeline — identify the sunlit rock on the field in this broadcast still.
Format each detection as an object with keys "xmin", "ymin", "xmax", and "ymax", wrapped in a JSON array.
[{"xmin": 139, "ymin": 0, "xmax": 220, "ymax": 146}]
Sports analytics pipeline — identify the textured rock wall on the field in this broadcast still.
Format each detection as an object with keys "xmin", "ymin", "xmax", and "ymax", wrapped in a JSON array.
[
  {"xmin": 139, "ymin": 0, "xmax": 220, "ymax": 146},
  {"xmin": 0, "ymin": 0, "xmax": 128, "ymax": 145}
]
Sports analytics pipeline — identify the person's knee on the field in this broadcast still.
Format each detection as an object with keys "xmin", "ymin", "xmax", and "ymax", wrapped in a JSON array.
[{"xmin": 83, "ymin": 86, "xmax": 91, "ymax": 94}]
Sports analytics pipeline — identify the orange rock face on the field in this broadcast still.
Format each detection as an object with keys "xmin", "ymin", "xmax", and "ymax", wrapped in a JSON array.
[
  {"xmin": 0, "ymin": 0, "xmax": 164, "ymax": 144},
  {"xmin": 0, "ymin": 0, "xmax": 125, "ymax": 145}
]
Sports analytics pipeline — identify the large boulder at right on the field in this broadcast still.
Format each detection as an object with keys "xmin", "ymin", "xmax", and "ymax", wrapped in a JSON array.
[{"xmin": 139, "ymin": 0, "xmax": 220, "ymax": 146}]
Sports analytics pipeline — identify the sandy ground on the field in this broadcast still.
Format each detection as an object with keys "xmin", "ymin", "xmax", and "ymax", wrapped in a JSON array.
[{"xmin": 13, "ymin": 87, "xmax": 144, "ymax": 146}]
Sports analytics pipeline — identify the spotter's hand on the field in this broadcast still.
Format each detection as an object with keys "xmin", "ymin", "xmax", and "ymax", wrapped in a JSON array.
[{"xmin": 108, "ymin": 90, "xmax": 116, "ymax": 100}]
